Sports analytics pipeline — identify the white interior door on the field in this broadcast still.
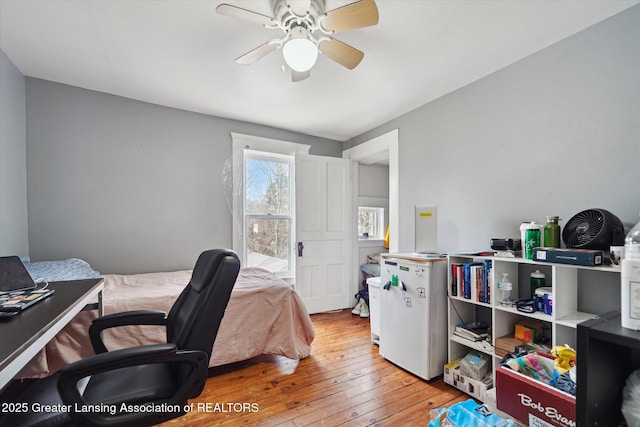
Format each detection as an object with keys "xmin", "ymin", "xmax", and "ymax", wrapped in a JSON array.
[{"xmin": 295, "ymin": 154, "xmax": 351, "ymax": 314}]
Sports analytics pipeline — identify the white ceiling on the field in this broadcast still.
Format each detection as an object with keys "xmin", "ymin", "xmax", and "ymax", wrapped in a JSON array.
[{"xmin": 1, "ymin": 0, "xmax": 638, "ymax": 142}]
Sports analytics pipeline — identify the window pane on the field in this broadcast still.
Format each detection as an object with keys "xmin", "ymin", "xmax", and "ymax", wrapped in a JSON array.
[
  {"xmin": 358, "ymin": 207, "xmax": 384, "ymax": 238},
  {"xmin": 245, "ymin": 157, "xmax": 290, "ymax": 216},
  {"xmin": 358, "ymin": 210, "xmax": 375, "ymax": 236},
  {"xmin": 246, "ymin": 217, "xmax": 291, "ymax": 272}
]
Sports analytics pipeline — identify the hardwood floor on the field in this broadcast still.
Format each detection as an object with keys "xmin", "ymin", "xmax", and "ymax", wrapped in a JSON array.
[{"xmin": 162, "ymin": 309, "xmax": 466, "ymax": 427}]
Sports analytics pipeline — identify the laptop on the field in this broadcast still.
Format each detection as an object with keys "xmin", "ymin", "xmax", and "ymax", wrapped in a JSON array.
[{"xmin": 0, "ymin": 256, "xmax": 37, "ymax": 293}]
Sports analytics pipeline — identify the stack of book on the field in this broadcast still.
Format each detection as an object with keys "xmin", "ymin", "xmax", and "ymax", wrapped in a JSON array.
[
  {"xmin": 450, "ymin": 260, "xmax": 492, "ymax": 303},
  {"xmin": 454, "ymin": 321, "xmax": 489, "ymax": 342}
]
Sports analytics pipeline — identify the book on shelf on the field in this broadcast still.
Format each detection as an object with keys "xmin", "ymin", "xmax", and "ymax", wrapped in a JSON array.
[
  {"xmin": 454, "ymin": 321, "xmax": 489, "ymax": 341},
  {"xmin": 450, "ymin": 260, "xmax": 492, "ymax": 303},
  {"xmin": 484, "ymin": 259, "xmax": 492, "ymax": 304},
  {"xmin": 456, "ymin": 321, "xmax": 489, "ymax": 334},
  {"xmin": 453, "ymin": 329, "xmax": 489, "ymax": 342},
  {"xmin": 450, "ymin": 263, "xmax": 461, "ymax": 296}
]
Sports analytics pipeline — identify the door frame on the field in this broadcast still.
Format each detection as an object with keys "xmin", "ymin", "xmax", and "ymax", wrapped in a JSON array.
[{"xmin": 343, "ymin": 129, "xmax": 399, "ymax": 298}]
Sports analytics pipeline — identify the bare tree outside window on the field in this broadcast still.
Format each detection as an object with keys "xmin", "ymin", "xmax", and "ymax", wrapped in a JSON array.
[
  {"xmin": 245, "ymin": 154, "xmax": 293, "ymax": 273},
  {"xmin": 358, "ymin": 207, "xmax": 384, "ymax": 239}
]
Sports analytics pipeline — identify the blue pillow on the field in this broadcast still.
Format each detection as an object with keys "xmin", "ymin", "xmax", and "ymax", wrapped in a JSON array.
[{"xmin": 25, "ymin": 258, "xmax": 100, "ymax": 282}]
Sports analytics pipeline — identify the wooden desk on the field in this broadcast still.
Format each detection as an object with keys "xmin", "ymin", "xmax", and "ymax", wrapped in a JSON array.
[{"xmin": 0, "ymin": 278, "xmax": 103, "ymax": 391}]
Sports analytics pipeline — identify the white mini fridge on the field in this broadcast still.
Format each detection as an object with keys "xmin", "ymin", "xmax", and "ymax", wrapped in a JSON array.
[{"xmin": 379, "ymin": 256, "xmax": 448, "ymax": 380}]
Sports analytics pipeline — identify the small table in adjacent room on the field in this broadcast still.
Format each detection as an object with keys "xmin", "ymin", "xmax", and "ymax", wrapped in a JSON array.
[{"xmin": 0, "ymin": 278, "xmax": 104, "ymax": 391}]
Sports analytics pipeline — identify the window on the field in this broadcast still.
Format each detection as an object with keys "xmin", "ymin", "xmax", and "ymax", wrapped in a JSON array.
[
  {"xmin": 244, "ymin": 151, "xmax": 293, "ymax": 273},
  {"xmin": 358, "ymin": 206, "xmax": 385, "ymax": 239},
  {"xmin": 230, "ymin": 133, "xmax": 310, "ymax": 279}
]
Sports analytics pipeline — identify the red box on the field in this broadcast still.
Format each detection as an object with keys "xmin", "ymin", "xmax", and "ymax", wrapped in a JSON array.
[{"xmin": 496, "ymin": 354, "xmax": 575, "ymax": 427}]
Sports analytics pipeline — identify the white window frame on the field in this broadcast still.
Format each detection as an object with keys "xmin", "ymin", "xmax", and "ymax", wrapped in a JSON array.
[
  {"xmin": 358, "ymin": 206, "xmax": 385, "ymax": 240},
  {"xmin": 231, "ymin": 133, "xmax": 310, "ymax": 278},
  {"xmin": 243, "ymin": 149, "xmax": 294, "ymax": 274}
]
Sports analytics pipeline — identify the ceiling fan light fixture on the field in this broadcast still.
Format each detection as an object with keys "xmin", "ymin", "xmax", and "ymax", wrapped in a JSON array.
[
  {"xmin": 283, "ymin": 38, "xmax": 318, "ymax": 72},
  {"xmin": 218, "ymin": 0, "xmax": 379, "ymax": 80}
]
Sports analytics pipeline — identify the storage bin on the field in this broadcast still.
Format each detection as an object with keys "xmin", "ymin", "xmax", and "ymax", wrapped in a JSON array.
[{"xmin": 496, "ymin": 354, "xmax": 575, "ymax": 427}]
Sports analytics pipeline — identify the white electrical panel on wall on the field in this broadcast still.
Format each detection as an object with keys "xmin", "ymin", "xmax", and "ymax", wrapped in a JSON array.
[{"xmin": 415, "ymin": 205, "xmax": 438, "ymax": 253}]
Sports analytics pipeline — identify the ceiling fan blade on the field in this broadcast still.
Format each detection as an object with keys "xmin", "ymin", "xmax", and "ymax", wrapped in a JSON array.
[
  {"xmin": 236, "ymin": 42, "xmax": 281, "ymax": 65},
  {"xmin": 319, "ymin": 38, "xmax": 364, "ymax": 70},
  {"xmin": 321, "ymin": 0, "xmax": 379, "ymax": 33},
  {"xmin": 216, "ymin": 3, "xmax": 275, "ymax": 27},
  {"xmin": 292, "ymin": 69, "xmax": 310, "ymax": 82},
  {"xmin": 287, "ymin": 0, "xmax": 311, "ymax": 17}
]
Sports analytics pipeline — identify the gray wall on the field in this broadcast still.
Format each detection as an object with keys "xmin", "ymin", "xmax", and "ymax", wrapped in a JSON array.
[
  {"xmin": 358, "ymin": 164, "xmax": 389, "ymax": 200},
  {"xmin": 0, "ymin": 49, "xmax": 28, "ymax": 256},
  {"xmin": 25, "ymin": 79, "xmax": 342, "ymax": 274},
  {"xmin": 346, "ymin": 5, "xmax": 640, "ymax": 254}
]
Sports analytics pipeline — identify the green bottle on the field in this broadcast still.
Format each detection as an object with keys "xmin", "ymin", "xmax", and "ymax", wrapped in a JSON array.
[
  {"xmin": 530, "ymin": 270, "xmax": 546, "ymax": 299},
  {"xmin": 544, "ymin": 215, "xmax": 561, "ymax": 248}
]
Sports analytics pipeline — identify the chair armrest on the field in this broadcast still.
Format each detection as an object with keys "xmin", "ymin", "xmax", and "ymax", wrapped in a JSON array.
[
  {"xmin": 89, "ymin": 309, "xmax": 167, "ymax": 354},
  {"xmin": 57, "ymin": 344, "xmax": 209, "ymax": 426}
]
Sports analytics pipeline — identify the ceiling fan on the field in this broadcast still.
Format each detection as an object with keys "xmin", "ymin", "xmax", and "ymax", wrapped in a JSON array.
[{"xmin": 216, "ymin": 0, "xmax": 379, "ymax": 82}]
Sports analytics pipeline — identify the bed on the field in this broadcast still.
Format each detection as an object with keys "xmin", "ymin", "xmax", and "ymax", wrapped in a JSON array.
[{"xmin": 18, "ymin": 257, "xmax": 315, "ymax": 378}]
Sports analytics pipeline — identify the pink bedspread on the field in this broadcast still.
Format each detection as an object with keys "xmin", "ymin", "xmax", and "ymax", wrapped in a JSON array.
[{"xmin": 19, "ymin": 267, "xmax": 315, "ymax": 378}]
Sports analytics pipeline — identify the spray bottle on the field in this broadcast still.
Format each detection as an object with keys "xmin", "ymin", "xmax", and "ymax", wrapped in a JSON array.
[{"xmin": 621, "ymin": 211, "xmax": 640, "ymax": 330}]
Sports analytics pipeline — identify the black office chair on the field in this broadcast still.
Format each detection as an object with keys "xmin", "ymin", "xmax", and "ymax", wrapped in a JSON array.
[{"xmin": 0, "ymin": 249, "xmax": 240, "ymax": 427}]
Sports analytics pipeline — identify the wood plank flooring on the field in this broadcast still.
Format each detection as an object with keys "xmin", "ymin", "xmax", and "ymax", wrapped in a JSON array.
[{"xmin": 161, "ymin": 309, "xmax": 467, "ymax": 427}]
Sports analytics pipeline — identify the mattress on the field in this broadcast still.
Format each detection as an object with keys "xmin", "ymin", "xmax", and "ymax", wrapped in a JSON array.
[{"xmin": 18, "ymin": 265, "xmax": 315, "ymax": 378}]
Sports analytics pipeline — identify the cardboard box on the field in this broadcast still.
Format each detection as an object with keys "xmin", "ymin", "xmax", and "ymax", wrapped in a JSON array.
[
  {"xmin": 444, "ymin": 360, "xmax": 494, "ymax": 402},
  {"xmin": 515, "ymin": 319, "xmax": 545, "ymax": 343},
  {"xmin": 494, "ymin": 335, "xmax": 526, "ymax": 358},
  {"xmin": 533, "ymin": 247, "xmax": 603, "ymax": 266},
  {"xmin": 496, "ymin": 355, "xmax": 575, "ymax": 426}
]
